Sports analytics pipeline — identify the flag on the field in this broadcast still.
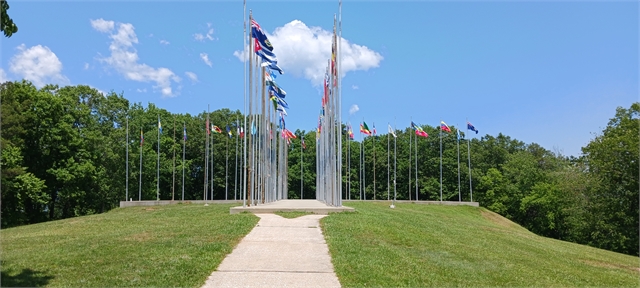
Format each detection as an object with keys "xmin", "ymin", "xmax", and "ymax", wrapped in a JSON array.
[
  {"xmin": 251, "ymin": 121, "xmax": 256, "ymax": 135},
  {"xmin": 457, "ymin": 129, "xmax": 461, "ymax": 141},
  {"xmin": 183, "ymin": 125, "xmax": 187, "ymax": 141},
  {"xmin": 467, "ymin": 121, "xmax": 478, "ymax": 134},
  {"xmin": 240, "ymin": 127, "xmax": 244, "ymax": 138},
  {"xmin": 140, "ymin": 128, "xmax": 144, "ymax": 146},
  {"xmin": 348, "ymin": 124, "xmax": 354, "ymax": 140},
  {"xmin": 158, "ymin": 118, "xmax": 162, "ymax": 134},
  {"xmin": 360, "ymin": 122, "xmax": 372, "ymax": 135},
  {"xmin": 414, "ymin": 123, "xmax": 429, "ymax": 138},
  {"xmin": 206, "ymin": 118, "xmax": 210, "ymax": 135},
  {"xmin": 373, "ymin": 123, "xmax": 377, "ymax": 136},
  {"xmin": 251, "ymin": 18, "xmax": 284, "ymax": 74},
  {"xmin": 282, "ymin": 128, "xmax": 296, "ymax": 139},
  {"xmin": 213, "ymin": 125, "xmax": 223, "ymax": 134},
  {"xmin": 226, "ymin": 125, "xmax": 232, "ymax": 138},
  {"xmin": 440, "ymin": 121, "xmax": 451, "ymax": 133},
  {"xmin": 251, "ymin": 19, "xmax": 273, "ymax": 52},
  {"xmin": 302, "ymin": 138, "xmax": 306, "ymax": 149},
  {"xmin": 388, "ymin": 124, "xmax": 397, "ymax": 138}
]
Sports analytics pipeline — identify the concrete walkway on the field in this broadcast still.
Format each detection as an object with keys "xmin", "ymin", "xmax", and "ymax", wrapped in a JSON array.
[{"xmin": 202, "ymin": 213, "xmax": 341, "ymax": 288}]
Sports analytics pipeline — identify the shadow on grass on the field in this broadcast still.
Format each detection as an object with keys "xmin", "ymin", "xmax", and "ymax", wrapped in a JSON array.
[{"xmin": 1, "ymin": 267, "xmax": 54, "ymax": 287}]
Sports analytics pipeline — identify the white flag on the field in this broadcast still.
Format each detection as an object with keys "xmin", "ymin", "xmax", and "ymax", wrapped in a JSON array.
[{"xmin": 388, "ymin": 125, "xmax": 397, "ymax": 138}]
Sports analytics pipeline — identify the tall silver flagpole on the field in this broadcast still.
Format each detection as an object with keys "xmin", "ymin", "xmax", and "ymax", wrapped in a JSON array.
[
  {"xmin": 457, "ymin": 124, "xmax": 461, "ymax": 202},
  {"xmin": 409, "ymin": 117, "xmax": 411, "ymax": 201},
  {"xmin": 301, "ymin": 134, "xmax": 303, "ymax": 199},
  {"xmin": 139, "ymin": 128, "xmax": 143, "ymax": 201},
  {"xmin": 226, "ymin": 126, "xmax": 229, "ymax": 200},
  {"xmin": 157, "ymin": 114, "xmax": 160, "ymax": 201},
  {"xmin": 415, "ymin": 124, "xmax": 417, "ymax": 201},
  {"xmin": 387, "ymin": 123, "xmax": 390, "ymax": 201},
  {"xmin": 182, "ymin": 122, "xmax": 185, "ymax": 201},
  {"xmin": 242, "ymin": 1, "xmax": 247, "ymax": 207},
  {"xmin": 126, "ymin": 115, "xmax": 129, "ymax": 201},
  {"xmin": 392, "ymin": 118, "xmax": 397, "ymax": 208},
  {"xmin": 439, "ymin": 120, "xmax": 443, "ymax": 202},
  {"xmin": 235, "ymin": 118, "xmax": 239, "ymax": 200}
]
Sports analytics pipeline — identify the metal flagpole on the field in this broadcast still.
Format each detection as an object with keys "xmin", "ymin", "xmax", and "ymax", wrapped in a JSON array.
[
  {"xmin": 235, "ymin": 118, "xmax": 239, "ymax": 200},
  {"xmin": 457, "ymin": 125, "xmax": 461, "ymax": 202},
  {"xmin": 300, "ymin": 134, "xmax": 303, "ymax": 199},
  {"xmin": 211, "ymin": 121, "xmax": 214, "ymax": 202},
  {"xmin": 363, "ymin": 120, "xmax": 366, "ymax": 201},
  {"xmin": 440, "ymin": 120, "xmax": 443, "ymax": 202},
  {"xmin": 415, "ymin": 124, "xmax": 417, "ymax": 201},
  {"xmin": 359, "ymin": 138, "xmax": 362, "ymax": 200},
  {"xmin": 373, "ymin": 123, "xmax": 376, "ymax": 200},
  {"xmin": 392, "ymin": 118, "xmax": 397, "ymax": 208},
  {"xmin": 182, "ymin": 122, "xmax": 185, "ymax": 201},
  {"xmin": 157, "ymin": 114, "xmax": 160, "ymax": 201},
  {"xmin": 467, "ymin": 123, "xmax": 473, "ymax": 202},
  {"xmin": 242, "ymin": 0, "xmax": 247, "ymax": 207},
  {"xmin": 387, "ymin": 123, "xmax": 390, "ymax": 201},
  {"xmin": 126, "ymin": 115, "xmax": 129, "ymax": 201},
  {"xmin": 139, "ymin": 127, "xmax": 143, "ymax": 201},
  {"xmin": 172, "ymin": 116, "xmax": 176, "ymax": 201},
  {"xmin": 409, "ymin": 117, "xmax": 412, "ymax": 201},
  {"xmin": 226, "ymin": 126, "xmax": 229, "ymax": 201}
]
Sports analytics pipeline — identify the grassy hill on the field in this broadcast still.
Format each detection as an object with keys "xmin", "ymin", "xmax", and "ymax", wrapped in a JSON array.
[
  {"xmin": 1, "ymin": 203, "xmax": 258, "ymax": 287},
  {"xmin": 322, "ymin": 201, "xmax": 639, "ymax": 287},
  {"xmin": 2, "ymin": 201, "xmax": 638, "ymax": 287}
]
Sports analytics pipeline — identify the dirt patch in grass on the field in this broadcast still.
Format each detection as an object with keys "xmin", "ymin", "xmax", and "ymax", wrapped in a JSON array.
[{"xmin": 581, "ymin": 259, "xmax": 640, "ymax": 273}]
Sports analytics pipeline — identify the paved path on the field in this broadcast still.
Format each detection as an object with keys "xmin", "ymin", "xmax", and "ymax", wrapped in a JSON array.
[{"xmin": 202, "ymin": 213, "xmax": 341, "ymax": 288}]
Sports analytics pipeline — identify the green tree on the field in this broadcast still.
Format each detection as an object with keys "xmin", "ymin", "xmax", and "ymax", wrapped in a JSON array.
[{"xmin": 1, "ymin": 0, "xmax": 18, "ymax": 38}]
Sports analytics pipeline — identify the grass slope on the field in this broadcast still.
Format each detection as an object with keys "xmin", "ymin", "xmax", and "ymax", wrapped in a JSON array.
[
  {"xmin": 1, "ymin": 204, "xmax": 258, "ymax": 287},
  {"xmin": 322, "ymin": 202, "xmax": 639, "ymax": 287}
]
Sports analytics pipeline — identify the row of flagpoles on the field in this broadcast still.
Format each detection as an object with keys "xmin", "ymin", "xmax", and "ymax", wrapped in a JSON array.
[
  {"xmin": 315, "ymin": 7, "xmax": 343, "ymax": 207},
  {"xmin": 347, "ymin": 119, "xmax": 480, "ymax": 203}
]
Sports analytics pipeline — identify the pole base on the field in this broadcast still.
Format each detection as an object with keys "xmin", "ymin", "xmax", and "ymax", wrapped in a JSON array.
[
  {"xmin": 204, "ymin": 203, "xmax": 209, "ymax": 206},
  {"xmin": 390, "ymin": 204, "xmax": 395, "ymax": 209}
]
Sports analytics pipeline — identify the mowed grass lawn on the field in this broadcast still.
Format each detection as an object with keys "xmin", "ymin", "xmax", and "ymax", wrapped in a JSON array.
[
  {"xmin": 1, "ymin": 204, "xmax": 258, "ymax": 287},
  {"xmin": 321, "ymin": 201, "xmax": 640, "ymax": 287}
]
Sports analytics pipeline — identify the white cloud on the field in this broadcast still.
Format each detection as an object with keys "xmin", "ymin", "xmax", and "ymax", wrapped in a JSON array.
[
  {"xmin": 84, "ymin": 62, "xmax": 90, "ymax": 70},
  {"xmin": 352, "ymin": 85, "xmax": 359, "ymax": 90},
  {"xmin": 185, "ymin": 71, "xmax": 198, "ymax": 83},
  {"xmin": 9, "ymin": 44, "xmax": 70, "ymax": 87},
  {"xmin": 137, "ymin": 88, "xmax": 147, "ymax": 93},
  {"xmin": 349, "ymin": 104, "xmax": 359, "ymax": 115},
  {"xmin": 233, "ymin": 20, "xmax": 383, "ymax": 87},
  {"xmin": 0, "ymin": 68, "xmax": 7, "ymax": 83},
  {"xmin": 90, "ymin": 18, "xmax": 114, "ymax": 33},
  {"xmin": 194, "ymin": 23, "xmax": 215, "ymax": 41},
  {"xmin": 91, "ymin": 19, "xmax": 181, "ymax": 97},
  {"xmin": 160, "ymin": 39, "xmax": 170, "ymax": 45},
  {"xmin": 200, "ymin": 53, "xmax": 212, "ymax": 67}
]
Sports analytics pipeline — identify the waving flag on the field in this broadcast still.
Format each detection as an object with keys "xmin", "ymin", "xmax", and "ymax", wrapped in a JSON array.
[
  {"xmin": 183, "ymin": 125, "xmax": 187, "ymax": 141},
  {"xmin": 467, "ymin": 121, "xmax": 478, "ymax": 134},
  {"xmin": 213, "ymin": 125, "xmax": 223, "ymax": 134},
  {"xmin": 457, "ymin": 129, "xmax": 462, "ymax": 141},
  {"xmin": 302, "ymin": 138, "xmax": 306, "ymax": 149},
  {"xmin": 360, "ymin": 122, "xmax": 372, "ymax": 136},
  {"xmin": 251, "ymin": 121, "xmax": 256, "ymax": 135},
  {"xmin": 158, "ymin": 117, "xmax": 162, "ymax": 134},
  {"xmin": 239, "ymin": 127, "xmax": 244, "ymax": 138},
  {"xmin": 140, "ymin": 128, "xmax": 144, "ymax": 146},
  {"xmin": 206, "ymin": 118, "xmax": 210, "ymax": 135},
  {"xmin": 440, "ymin": 121, "xmax": 451, "ymax": 133},
  {"xmin": 414, "ymin": 123, "xmax": 429, "ymax": 138},
  {"xmin": 373, "ymin": 123, "xmax": 377, "ymax": 136},
  {"xmin": 388, "ymin": 125, "xmax": 397, "ymax": 138},
  {"xmin": 226, "ymin": 125, "xmax": 232, "ymax": 138},
  {"xmin": 348, "ymin": 124, "xmax": 354, "ymax": 140},
  {"xmin": 251, "ymin": 18, "xmax": 284, "ymax": 74},
  {"xmin": 411, "ymin": 121, "xmax": 419, "ymax": 131}
]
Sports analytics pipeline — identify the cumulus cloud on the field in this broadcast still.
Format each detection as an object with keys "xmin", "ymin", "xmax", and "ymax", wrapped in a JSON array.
[
  {"xmin": 137, "ymin": 88, "xmax": 147, "ymax": 93},
  {"xmin": 90, "ymin": 18, "xmax": 114, "ymax": 33},
  {"xmin": 91, "ymin": 19, "xmax": 181, "ymax": 97},
  {"xmin": 185, "ymin": 71, "xmax": 198, "ymax": 83},
  {"xmin": 160, "ymin": 39, "xmax": 170, "ymax": 45},
  {"xmin": 194, "ymin": 23, "xmax": 215, "ymax": 41},
  {"xmin": 9, "ymin": 44, "xmax": 70, "ymax": 87},
  {"xmin": 349, "ymin": 104, "xmax": 359, "ymax": 115},
  {"xmin": 200, "ymin": 53, "xmax": 212, "ymax": 67},
  {"xmin": 352, "ymin": 85, "xmax": 359, "ymax": 90},
  {"xmin": 233, "ymin": 20, "xmax": 383, "ymax": 87}
]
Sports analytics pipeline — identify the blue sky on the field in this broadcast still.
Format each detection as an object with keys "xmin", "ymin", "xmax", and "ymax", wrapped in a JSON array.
[{"xmin": 1, "ymin": 1, "xmax": 637, "ymax": 157}]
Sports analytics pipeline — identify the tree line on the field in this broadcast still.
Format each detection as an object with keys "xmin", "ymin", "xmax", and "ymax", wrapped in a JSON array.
[{"xmin": 1, "ymin": 81, "xmax": 638, "ymax": 256}]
